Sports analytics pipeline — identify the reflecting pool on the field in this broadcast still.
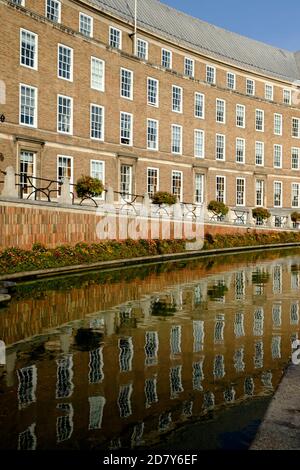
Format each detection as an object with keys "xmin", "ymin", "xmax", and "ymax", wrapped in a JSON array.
[{"xmin": 0, "ymin": 249, "xmax": 300, "ymax": 450}]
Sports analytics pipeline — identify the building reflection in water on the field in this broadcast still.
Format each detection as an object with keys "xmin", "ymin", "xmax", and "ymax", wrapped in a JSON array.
[{"xmin": 1, "ymin": 253, "xmax": 300, "ymax": 450}]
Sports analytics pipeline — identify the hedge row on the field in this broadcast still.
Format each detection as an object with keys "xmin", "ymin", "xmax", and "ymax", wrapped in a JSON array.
[{"xmin": 203, "ymin": 231, "xmax": 300, "ymax": 249}]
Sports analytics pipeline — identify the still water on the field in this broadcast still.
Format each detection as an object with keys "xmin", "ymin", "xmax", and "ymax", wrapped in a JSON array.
[{"xmin": 0, "ymin": 249, "xmax": 300, "ymax": 450}]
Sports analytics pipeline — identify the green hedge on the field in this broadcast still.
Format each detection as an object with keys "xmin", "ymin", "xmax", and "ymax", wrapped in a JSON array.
[
  {"xmin": 203, "ymin": 231, "xmax": 300, "ymax": 249},
  {"xmin": 0, "ymin": 239, "xmax": 186, "ymax": 275}
]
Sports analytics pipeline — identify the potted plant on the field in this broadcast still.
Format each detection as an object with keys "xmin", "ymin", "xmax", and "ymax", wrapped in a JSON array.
[
  {"xmin": 291, "ymin": 212, "xmax": 300, "ymax": 228},
  {"xmin": 75, "ymin": 176, "xmax": 104, "ymax": 200},
  {"xmin": 151, "ymin": 191, "xmax": 177, "ymax": 206},
  {"xmin": 207, "ymin": 200, "xmax": 229, "ymax": 220},
  {"xmin": 252, "ymin": 207, "xmax": 271, "ymax": 225}
]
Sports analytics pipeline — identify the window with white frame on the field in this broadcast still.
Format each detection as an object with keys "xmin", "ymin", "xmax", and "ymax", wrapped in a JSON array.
[
  {"xmin": 120, "ymin": 164, "xmax": 132, "ymax": 199},
  {"xmin": 20, "ymin": 150, "xmax": 35, "ymax": 196},
  {"xmin": 147, "ymin": 119, "xmax": 158, "ymax": 150},
  {"xmin": 79, "ymin": 12, "xmax": 93, "ymax": 37},
  {"xmin": 274, "ymin": 144, "xmax": 282, "ymax": 168},
  {"xmin": 46, "ymin": 0, "xmax": 61, "ymax": 23},
  {"xmin": 20, "ymin": 29, "xmax": 37, "ymax": 69},
  {"xmin": 147, "ymin": 77, "xmax": 159, "ymax": 106},
  {"xmin": 227, "ymin": 72, "xmax": 236, "ymax": 90},
  {"xmin": 137, "ymin": 38, "xmax": 148, "ymax": 60},
  {"xmin": 20, "ymin": 84, "xmax": 37, "ymax": 127},
  {"xmin": 90, "ymin": 104, "xmax": 104, "ymax": 140},
  {"xmin": 58, "ymin": 44, "xmax": 73, "ymax": 81},
  {"xmin": 236, "ymin": 138, "xmax": 245, "ymax": 163},
  {"xmin": 274, "ymin": 181, "xmax": 282, "ymax": 207},
  {"xmin": 236, "ymin": 104, "xmax": 245, "ymax": 128},
  {"xmin": 292, "ymin": 118, "xmax": 300, "ymax": 138},
  {"xmin": 120, "ymin": 68, "xmax": 133, "ymax": 99},
  {"xmin": 292, "ymin": 147, "xmax": 300, "ymax": 169},
  {"xmin": 255, "ymin": 141, "xmax": 264, "ymax": 166},
  {"xmin": 13, "ymin": 0, "xmax": 24, "ymax": 5},
  {"xmin": 194, "ymin": 129, "xmax": 204, "ymax": 158},
  {"xmin": 236, "ymin": 178, "xmax": 245, "ymax": 206},
  {"xmin": 265, "ymin": 84, "xmax": 273, "ymax": 101},
  {"xmin": 283, "ymin": 89, "xmax": 291, "ymax": 105},
  {"xmin": 109, "ymin": 27, "xmax": 121, "ymax": 49},
  {"xmin": 90, "ymin": 160, "xmax": 105, "ymax": 186},
  {"xmin": 274, "ymin": 113, "xmax": 282, "ymax": 135},
  {"xmin": 292, "ymin": 183, "xmax": 300, "ymax": 208},
  {"xmin": 57, "ymin": 156, "xmax": 73, "ymax": 187},
  {"xmin": 195, "ymin": 173, "xmax": 204, "ymax": 204},
  {"xmin": 216, "ymin": 176, "xmax": 225, "ymax": 203},
  {"xmin": 206, "ymin": 65, "xmax": 216, "ymax": 84},
  {"xmin": 17, "ymin": 365, "xmax": 37, "ymax": 409},
  {"xmin": 91, "ymin": 57, "xmax": 105, "ymax": 91},
  {"xmin": 161, "ymin": 48, "xmax": 172, "ymax": 68},
  {"xmin": 184, "ymin": 57, "xmax": 194, "ymax": 77},
  {"xmin": 57, "ymin": 95, "xmax": 72, "ymax": 134},
  {"xmin": 145, "ymin": 331, "xmax": 159, "ymax": 366},
  {"xmin": 216, "ymin": 99, "xmax": 225, "ymax": 123},
  {"xmin": 119, "ymin": 337, "xmax": 133, "ymax": 372},
  {"xmin": 194, "ymin": 92, "xmax": 204, "ymax": 118},
  {"xmin": 256, "ymin": 180, "xmax": 264, "ymax": 207},
  {"xmin": 120, "ymin": 112, "xmax": 133, "ymax": 145},
  {"xmin": 246, "ymin": 78, "xmax": 255, "ymax": 96},
  {"xmin": 147, "ymin": 168, "xmax": 159, "ymax": 196},
  {"xmin": 172, "ymin": 85, "xmax": 182, "ymax": 113},
  {"xmin": 256, "ymin": 109, "xmax": 264, "ymax": 131},
  {"xmin": 171, "ymin": 125, "xmax": 182, "ymax": 154},
  {"xmin": 216, "ymin": 134, "xmax": 225, "ymax": 161},
  {"xmin": 172, "ymin": 171, "xmax": 183, "ymax": 201}
]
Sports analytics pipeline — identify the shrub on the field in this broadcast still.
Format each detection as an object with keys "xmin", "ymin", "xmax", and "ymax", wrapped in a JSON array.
[
  {"xmin": 291, "ymin": 212, "xmax": 300, "ymax": 222},
  {"xmin": 151, "ymin": 191, "xmax": 177, "ymax": 205},
  {"xmin": 75, "ymin": 176, "xmax": 104, "ymax": 199},
  {"xmin": 252, "ymin": 208, "xmax": 271, "ymax": 220},
  {"xmin": 207, "ymin": 200, "xmax": 229, "ymax": 216}
]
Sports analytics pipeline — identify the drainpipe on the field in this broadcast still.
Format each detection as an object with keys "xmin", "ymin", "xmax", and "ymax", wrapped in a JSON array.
[{"xmin": 133, "ymin": 0, "xmax": 137, "ymax": 56}]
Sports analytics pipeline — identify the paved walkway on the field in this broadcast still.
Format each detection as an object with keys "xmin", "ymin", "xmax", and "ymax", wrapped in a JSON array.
[{"xmin": 251, "ymin": 364, "xmax": 300, "ymax": 450}]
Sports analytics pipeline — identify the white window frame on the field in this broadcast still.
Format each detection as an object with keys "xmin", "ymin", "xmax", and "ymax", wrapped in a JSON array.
[
  {"xmin": 236, "ymin": 104, "xmax": 245, "ymax": 128},
  {"xmin": 194, "ymin": 129, "xmax": 204, "ymax": 159},
  {"xmin": 274, "ymin": 181, "xmax": 282, "ymax": 208},
  {"xmin": 19, "ymin": 83, "xmax": 38, "ymax": 128},
  {"xmin": 236, "ymin": 177, "xmax": 246, "ymax": 207},
  {"xmin": 274, "ymin": 113, "xmax": 282, "ymax": 136},
  {"xmin": 194, "ymin": 92, "xmax": 205, "ymax": 119},
  {"xmin": 19, "ymin": 150, "xmax": 36, "ymax": 197},
  {"xmin": 57, "ymin": 155, "xmax": 73, "ymax": 186},
  {"xmin": 147, "ymin": 167, "xmax": 159, "ymax": 196},
  {"xmin": 90, "ymin": 159, "xmax": 105, "ymax": 199},
  {"xmin": 292, "ymin": 117, "xmax": 300, "ymax": 138},
  {"xmin": 91, "ymin": 57, "xmax": 105, "ymax": 92},
  {"xmin": 216, "ymin": 175, "xmax": 226, "ymax": 203},
  {"xmin": 147, "ymin": 77, "xmax": 159, "ymax": 107},
  {"xmin": 161, "ymin": 48, "xmax": 172, "ymax": 69},
  {"xmin": 265, "ymin": 83, "xmax": 274, "ymax": 101},
  {"xmin": 120, "ymin": 111, "xmax": 133, "ymax": 146},
  {"xmin": 120, "ymin": 67, "xmax": 133, "ymax": 100},
  {"xmin": 147, "ymin": 118, "xmax": 159, "ymax": 151},
  {"xmin": 120, "ymin": 165, "xmax": 133, "ymax": 201},
  {"xmin": 206, "ymin": 65, "xmax": 216, "ymax": 84},
  {"xmin": 283, "ymin": 89, "xmax": 291, "ymax": 105},
  {"xmin": 291, "ymin": 147, "xmax": 300, "ymax": 170},
  {"xmin": 216, "ymin": 98, "xmax": 226, "ymax": 124},
  {"xmin": 256, "ymin": 179, "xmax": 264, "ymax": 207},
  {"xmin": 195, "ymin": 173, "xmax": 204, "ymax": 204},
  {"xmin": 227, "ymin": 72, "xmax": 236, "ymax": 90},
  {"xmin": 273, "ymin": 144, "xmax": 282, "ymax": 169},
  {"xmin": 256, "ymin": 109, "xmax": 264, "ymax": 132},
  {"xmin": 136, "ymin": 38, "xmax": 148, "ymax": 60},
  {"xmin": 246, "ymin": 78, "xmax": 255, "ymax": 96},
  {"xmin": 171, "ymin": 124, "xmax": 182, "ymax": 155},
  {"xmin": 20, "ymin": 28, "xmax": 38, "ymax": 70},
  {"xmin": 109, "ymin": 26, "xmax": 122, "ymax": 49},
  {"xmin": 255, "ymin": 141, "xmax": 264, "ymax": 166},
  {"xmin": 45, "ymin": 0, "xmax": 61, "ymax": 23},
  {"xmin": 236, "ymin": 138, "xmax": 245, "ymax": 164},
  {"xmin": 57, "ymin": 44, "xmax": 73, "ymax": 82},
  {"xmin": 171, "ymin": 170, "xmax": 183, "ymax": 202},
  {"xmin": 57, "ymin": 94, "xmax": 73, "ymax": 135},
  {"xmin": 172, "ymin": 85, "xmax": 183, "ymax": 113},
  {"xmin": 90, "ymin": 103, "xmax": 104, "ymax": 141},
  {"xmin": 216, "ymin": 134, "xmax": 226, "ymax": 161},
  {"xmin": 184, "ymin": 57, "xmax": 194, "ymax": 78},
  {"xmin": 292, "ymin": 183, "xmax": 300, "ymax": 208},
  {"xmin": 79, "ymin": 12, "xmax": 93, "ymax": 38}
]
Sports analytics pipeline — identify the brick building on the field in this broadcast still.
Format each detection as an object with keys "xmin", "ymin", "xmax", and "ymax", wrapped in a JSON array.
[{"xmin": 1, "ymin": 0, "xmax": 300, "ymax": 214}]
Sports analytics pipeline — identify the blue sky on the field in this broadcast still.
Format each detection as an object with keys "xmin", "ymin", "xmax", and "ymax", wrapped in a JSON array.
[{"xmin": 162, "ymin": 0, "xmax": 300, "ymax": 51}]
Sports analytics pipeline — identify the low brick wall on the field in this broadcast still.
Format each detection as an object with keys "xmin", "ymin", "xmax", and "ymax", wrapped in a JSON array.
[{"xmin": 0, "ymin": 199, "xmax": 286, "ymax": 250}]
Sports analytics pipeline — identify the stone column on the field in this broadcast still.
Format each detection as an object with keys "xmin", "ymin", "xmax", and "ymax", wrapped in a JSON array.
[
  {"xmin": 59, "ymin": 177, "xmax": 72, "ymax": 205},
  {"xmin": 0, "ymin": 166, "xmax": 18, "ymax": 198}
]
